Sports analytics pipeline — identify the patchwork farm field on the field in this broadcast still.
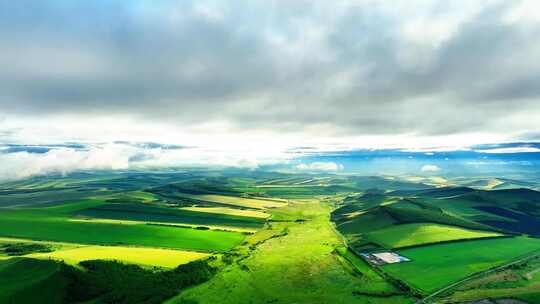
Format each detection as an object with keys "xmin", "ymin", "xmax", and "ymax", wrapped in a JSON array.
[
  {"xmin": 169, "ymin": 199, "xmax": 412, "ymax": 304},
  {"xmin": 4, "ymin": 219, "xmax": 243, "ymax": 252},
  {"xmin": 381, "ymin": 237, "xmax": 540, "ymax": 294},
  {"xmin": 2, "ymin": 171, "xmax": 540, "ymax": 303},
  {"xmin": 73, "ymin": 202, "xmax": 265, "ymax": 229},
  {"xmin": 0, "ymin": 209, "xmax": 247, "ymax": 252}
]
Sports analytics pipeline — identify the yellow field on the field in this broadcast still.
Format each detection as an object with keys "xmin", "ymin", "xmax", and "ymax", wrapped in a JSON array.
[
  {"xmin": 180, "ymin": 206, "xmax": 270, "ymax": 219},
  {"xmin": 179, "ymin": 194, "xmax": 287, "ymax": 209},
  {"xmin": 27, "ymin": 245, "xmax": 209, "ymax": 268},
  {"xmin": 125, "ymin": 190, "xmax": 160, "ymax": 202}
]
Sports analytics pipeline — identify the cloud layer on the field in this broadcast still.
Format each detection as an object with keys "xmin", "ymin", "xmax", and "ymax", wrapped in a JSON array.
[
  {"xmin": 0, "ymin": 142, "xmax": 292, "ymax": 181},
  {"xmin": 1, "ymin": 0, "xmax": 540, "ymax": 143}
]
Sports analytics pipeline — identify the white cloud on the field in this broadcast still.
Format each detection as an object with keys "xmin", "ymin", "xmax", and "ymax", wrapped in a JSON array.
[
  {"xmin": 421, "ymin": 164, "xmax": 441, "ymax": 172},
  {"xmin": 402, "ymin": 146, "xmax": 471, "ymax": 153},
  {"xmin": 477, "ymin": 147, "xmax": 540, "ymax": 154},
  {"xmin": 296, "ymin": 162, "xmax": 343, "ymax": 171},
  {"xmin": 0, "ymin": 145, "xmax": 133, "ymax": 181},
  {"xmin": 1, "ymin": 0, "xmax": 540, "ymax": 147},
  {"xmin": 0, "ymin": 143, "xmax": 293, "ymax": 181}
]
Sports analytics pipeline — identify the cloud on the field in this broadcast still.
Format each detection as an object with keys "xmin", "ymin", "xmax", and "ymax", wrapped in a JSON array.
[
  {"xmin": 0, "ymin": 142, "xmax": 292, "ymax": 181},
  {"xmin": 421, "ymin": 164, "xmax": 441, "ymax": 172},
  {"xmin": 0, "ymin": 144, "xmax": 131, "ymax": 181},
  {"xmin": 477, "ymin": 147, "xmax": 540, "ymax": 154},
  {"xmin": 296, "ymin": 162, "xmax": 343, "ymax": 171},
  {"xmin": 0, "ymin": 0, "xmax": 539, "ymax": 144}
]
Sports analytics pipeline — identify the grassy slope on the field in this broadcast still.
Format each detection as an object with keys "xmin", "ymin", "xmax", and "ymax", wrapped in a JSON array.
[
  {"xmin": 168, "ymin": 199, "xmax": 412, "ymax": 304},
  {"xmin": 365, "ymin": 223, "xmax": 502, "ymax": 249},
  {"xmin": 382, "ymin": 237, "xmax": 540, "ymax": 294}
]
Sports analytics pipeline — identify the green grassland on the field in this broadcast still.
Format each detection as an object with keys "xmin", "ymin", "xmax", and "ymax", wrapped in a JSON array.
[
  {"xmin": 440, "ymin": 256, "xmax": 540, "ymax": 303},
  {"xmin": 73, "ymin": 202, "xmax": 265, "ymax": 228},
  {"xmin": 3, "ymin": 171, "xmax": 540, "ymax": 303},
  {"xmin": 334, "ymin": 246, "xmax": 399, "ymax": 294},
  {"xmin": 168, "ymin": 199, "xmax": 412, "ymax": 304},
  {"xmin": 331, "ymin": 185, "xmax": 540, "ymax": 253},
  {"xmin": 364, "ymin": 223, "xmax": 502, "ymax": 249},
  {"xmin": 382, "ymin": 237, "xmax": 540, "ymax": 294},
  {"xmin": 0, "ymin": 208, "xmax": 246, "ymax": 252}
]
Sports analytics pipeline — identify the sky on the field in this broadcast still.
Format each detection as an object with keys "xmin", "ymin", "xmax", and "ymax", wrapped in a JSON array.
[{"xmin": 1, "ymin": 0, "xmax": 540, "ymax": 179}]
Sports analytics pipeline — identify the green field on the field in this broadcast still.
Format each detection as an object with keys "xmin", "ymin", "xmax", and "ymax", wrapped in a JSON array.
[
  {"xmin": 73, "ymin": 202, "xmax": 265, "ymax": 229},
  {"xmin": 334, "ymin": 246, "xmax": 398, "ymax": 294},
  {"xmin": 382, "ymin": 237, "xmax": 540, "ymax": 294},
  {"xmin": 168, "ymin": 199, "xmax": 412, "ymax": 304},
  {"xmin": 439, "ymin": 253, "xmax": 540, "ymax": 302},
  {"xmin": 365, "ymin": 223, "xmax": 503, "ymax": 249},
  {"xmin": 0, "ymin": 209, "xmax": 246, "ymax": 252},
  {"xmin": 2, "ymin": 170, "xmax": 540, "ymax": 303}
]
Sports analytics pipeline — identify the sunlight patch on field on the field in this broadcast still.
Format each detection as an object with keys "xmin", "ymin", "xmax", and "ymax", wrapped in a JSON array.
[
  {"xmin": 27, "ymin": 245, "xmax": 209, "ymax": 268},
  {"xmin": 366, "ymin": 223, "xmax": 503, "ymax": 249},
  {"xmin": 180, "ymin": 206, "xmax": 270, "ymax": 219},
  {"xmin": 179, "ymin": 194, "xmax": 287, "ymax": 209}
]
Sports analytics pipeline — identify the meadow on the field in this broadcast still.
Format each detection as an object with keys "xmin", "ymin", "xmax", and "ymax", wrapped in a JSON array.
[
  {"xmin": 334, "ymin": 246, "xmax": 399, "ymax": 294},
  {"xmin": 169, "ymin": 199, "xmax": 412, "ymax": 304},
  {"xmin": 73, "ymin": 202, "xmax": 265, "ymax": 228},
  {"xmin": 0, "ymin": 209, "xmax": 246, "ymax": 252},
  {"xmin": 2, "ymin": 171, "xmax": 540, "ymax": 303},
  {"xmin": 441, "ymin": 255, "xmax": 540, "ymax": 303},
  {"xmin": 365, "ymin": 223, "xmax": 503, "ymax": 249},
  {"xmin": 382, "ymin": 237, "xmax": 540, "ymax": 294}
]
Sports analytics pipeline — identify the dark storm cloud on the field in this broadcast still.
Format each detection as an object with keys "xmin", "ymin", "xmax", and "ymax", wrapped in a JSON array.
[{"xmin": 1, "ymin": 0, "xmax": 539, "ymax": 136}]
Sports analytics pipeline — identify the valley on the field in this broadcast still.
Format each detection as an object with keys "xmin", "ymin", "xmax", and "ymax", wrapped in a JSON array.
[{"xmin": 1, "ymin": 171, "xmax": 540, "ymax": 303}]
